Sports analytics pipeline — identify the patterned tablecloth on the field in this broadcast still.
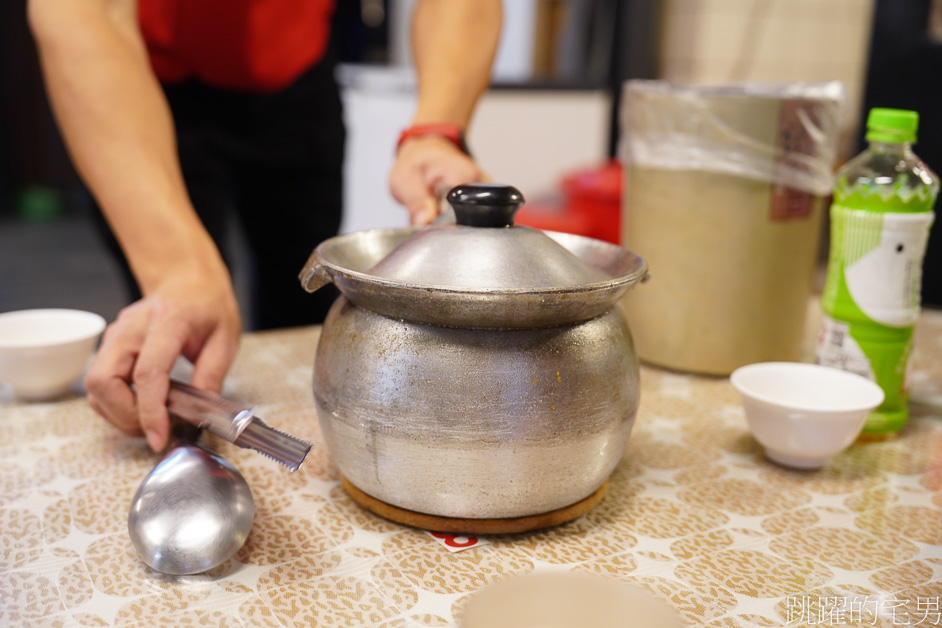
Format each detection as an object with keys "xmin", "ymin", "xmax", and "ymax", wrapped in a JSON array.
[{"xmin": 2, "ymin": 309, "xmax": 942, "ymax": 628}]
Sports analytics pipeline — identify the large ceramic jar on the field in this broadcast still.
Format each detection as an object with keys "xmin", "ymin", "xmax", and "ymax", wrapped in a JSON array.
[{"xmin": 300, "ymin": 185, "xmax": 648, "ymax": 526}]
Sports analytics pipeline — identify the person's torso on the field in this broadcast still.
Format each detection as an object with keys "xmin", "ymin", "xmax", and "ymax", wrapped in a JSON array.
[{"xmin": 138, "ymin": 0, "xmax": 335, "ymax": 92}]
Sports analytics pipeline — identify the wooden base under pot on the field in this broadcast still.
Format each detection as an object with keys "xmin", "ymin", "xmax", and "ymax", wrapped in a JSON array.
[{"xmin": 340, "ymin": 475, "xmax": 609, "ymax": 535}]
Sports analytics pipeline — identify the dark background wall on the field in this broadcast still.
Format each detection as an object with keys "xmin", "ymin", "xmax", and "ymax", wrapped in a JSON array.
[
  {"xmin": 0, "ymin": 0, "xmax": 391, "ymax": 220},
  {"xmin": 0, "ymin": 1, "xmax": 80, "ymax": 219},
  {"xmin": 4, "ymin": 0, "xmax": 941, "ymax": 307},
  {"xmin": 861, "ymin": 0, "xmax": 942, "ymax": 305}
]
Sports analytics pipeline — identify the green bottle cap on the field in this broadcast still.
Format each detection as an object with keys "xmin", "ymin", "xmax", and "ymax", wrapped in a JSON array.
[{"xmin": 866, "ymin": 108, "xmax": 919, "ymax": 143}]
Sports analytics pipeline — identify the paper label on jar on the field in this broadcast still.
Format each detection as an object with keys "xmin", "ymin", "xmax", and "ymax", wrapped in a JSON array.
[
  {"xmin": 815, "ymin": 315, "xmax": 875, "ymax": 380},
  {"xmin": 770, "ymin": 184, "xmax": 815, "ymax": 221},
  {"xmin": 769, "ymin": 99, "xmax": 824, "ymax": 221}
]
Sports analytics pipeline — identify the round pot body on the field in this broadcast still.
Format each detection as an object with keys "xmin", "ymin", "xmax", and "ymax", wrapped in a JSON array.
[{"xmin": 313, "ymin": 297, "xmax": 640, "ymax": 519}]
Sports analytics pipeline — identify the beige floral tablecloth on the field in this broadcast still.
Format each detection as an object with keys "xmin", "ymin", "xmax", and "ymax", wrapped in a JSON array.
[{"xmin": 2, "ymin": 311, "xmax": 942, "ymax": 627}]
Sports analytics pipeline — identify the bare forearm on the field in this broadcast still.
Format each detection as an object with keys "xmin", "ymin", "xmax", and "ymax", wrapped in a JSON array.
[
  {"xmin": 28, "ymin": 0, "xmax": 226, "ymax": 293},
  {"xmin": 410, "ymin": 0, "xmax": 502, "ymax": 127}
]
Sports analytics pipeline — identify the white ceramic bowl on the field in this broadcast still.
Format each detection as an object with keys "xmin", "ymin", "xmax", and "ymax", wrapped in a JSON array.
[
  {"xmin": 730, "ymin": 362, "xmax": 885, "ymax": 469},
  {"xmin": 0, "ymin": 309, "xmax": 106, "ymax": 400},
  {"xmin": 460, "ymin": 572, "xmax": 683, "ymax": 628}
]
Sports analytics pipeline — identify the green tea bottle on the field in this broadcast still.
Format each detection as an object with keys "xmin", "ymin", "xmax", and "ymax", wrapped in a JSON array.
[{"xmin": 816, "ymin": 108, "xmax": 939, "ymax": 436}]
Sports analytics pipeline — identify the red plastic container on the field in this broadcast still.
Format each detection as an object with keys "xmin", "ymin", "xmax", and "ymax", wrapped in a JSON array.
[{"xmin": 515, "ymin": 160, "xmax": 622, "ymax": 244}]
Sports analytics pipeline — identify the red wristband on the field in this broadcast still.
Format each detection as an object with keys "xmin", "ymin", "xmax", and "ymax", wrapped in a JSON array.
[{"xmin": 396, "ymin": 123, "xmax": 471, "ymax": 156}]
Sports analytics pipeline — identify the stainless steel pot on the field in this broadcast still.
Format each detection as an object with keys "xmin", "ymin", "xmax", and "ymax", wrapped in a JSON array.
[{"xmin": 300, "ymin": 184, "xmax": 648, "ymax": 520}]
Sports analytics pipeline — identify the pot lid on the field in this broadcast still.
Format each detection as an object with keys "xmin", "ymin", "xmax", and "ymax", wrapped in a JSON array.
[
  {"xmin": 300, "ymin": 184, "xmax": 648, "ymax": 329},
  {"xmin": 367, "ymin": 184, "xmax": 611, "ymax": 291}
]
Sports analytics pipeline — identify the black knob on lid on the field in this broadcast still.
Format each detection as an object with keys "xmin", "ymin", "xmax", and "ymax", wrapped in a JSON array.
[{"xmin": 446, "ymin": 184, "xmax": 525, "ymax": 227}]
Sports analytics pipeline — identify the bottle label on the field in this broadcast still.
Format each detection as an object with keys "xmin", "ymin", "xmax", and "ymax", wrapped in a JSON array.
[
  {"xmin": 823, "ymin": 204, "xmax": 934, "ymax": 327},
  {"xmin": 817, "ymin": 203, "xmax": 931, "ymax": 433},
  {"xmin": 815, "ymin": 316, "xmax": 874, "ymax": 379}
]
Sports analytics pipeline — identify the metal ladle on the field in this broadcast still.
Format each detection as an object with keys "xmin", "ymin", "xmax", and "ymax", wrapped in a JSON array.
[{"xmin": 128, "ymin": 423, "xmax": 255, "ymax": 575}]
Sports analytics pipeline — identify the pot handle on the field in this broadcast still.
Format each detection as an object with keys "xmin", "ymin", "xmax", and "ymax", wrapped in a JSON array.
[{"xmin": 298, "ymin": 251, "xmax": 332, "ymax": 293}]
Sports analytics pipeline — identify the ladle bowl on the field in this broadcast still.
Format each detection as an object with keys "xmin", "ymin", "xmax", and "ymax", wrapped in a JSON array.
[{"xmin": 128, "ymin": 441, "xmax": 255, "ymax": 575}]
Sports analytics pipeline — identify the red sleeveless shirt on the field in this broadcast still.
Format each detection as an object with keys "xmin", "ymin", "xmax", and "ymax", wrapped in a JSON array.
[{"xmin": 138, "ymin": 0, "xmax": 335, "ymax": 92}]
